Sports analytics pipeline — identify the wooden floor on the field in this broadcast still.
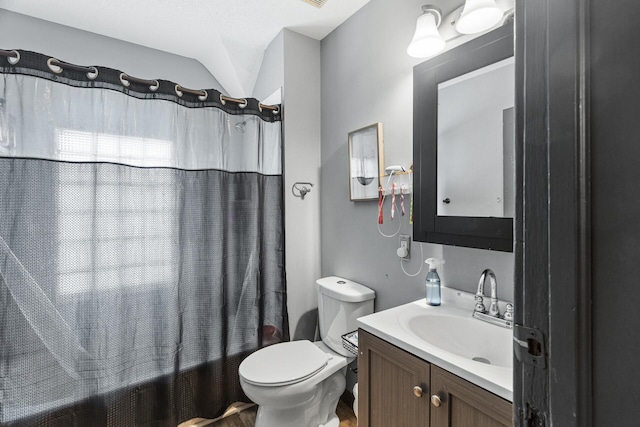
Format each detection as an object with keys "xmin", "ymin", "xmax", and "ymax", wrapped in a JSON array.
[{"xmin": 180, "ymin": 400, "xmax": 357, "ymax": 427}]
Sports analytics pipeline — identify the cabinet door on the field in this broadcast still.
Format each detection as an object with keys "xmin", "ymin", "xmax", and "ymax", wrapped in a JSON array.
[
  {"xmin": 358, "ymin": 329, "xmax": 430, "ymax": 427},
  {"xmin": 430, "ymin": 365, "xmax": 512, "ymax": 427}
]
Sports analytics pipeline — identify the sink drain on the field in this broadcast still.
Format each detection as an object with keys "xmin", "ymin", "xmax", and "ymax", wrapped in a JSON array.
[{"xmin": 472, "ymin": 356, "xmax": 491, "ymax": 365}]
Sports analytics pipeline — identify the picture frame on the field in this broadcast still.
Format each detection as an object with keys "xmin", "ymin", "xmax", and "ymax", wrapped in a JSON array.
[{"xmin": 348, "ymin": 122, "xmax": 384, "ymax": 201}]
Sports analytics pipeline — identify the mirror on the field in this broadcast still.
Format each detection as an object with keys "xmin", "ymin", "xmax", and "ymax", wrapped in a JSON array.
[
  {"xmin": 348, "ymin": 122, "xmax": 384, "ymax": 201},
  {"xmin": 437, "ymin": 57, "xmax": 515, "ymax": 218},
  {"xmin": 413, "ymin": 24, "xmax": 514, "ymax": 252}
]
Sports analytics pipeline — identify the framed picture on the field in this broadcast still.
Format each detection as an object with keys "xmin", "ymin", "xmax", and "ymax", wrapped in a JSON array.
[{"xmin": 348, "ymin": 122, "xmax": 384, "ymax": 201}]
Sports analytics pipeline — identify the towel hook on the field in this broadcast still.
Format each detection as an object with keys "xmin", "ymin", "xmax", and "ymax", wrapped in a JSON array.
[{"xmin": 292, "ymin": 182, "xmax": 314, "ymax": 200}]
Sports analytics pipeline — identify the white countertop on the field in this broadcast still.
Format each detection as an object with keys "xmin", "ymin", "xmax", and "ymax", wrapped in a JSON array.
[{"xmin": 357, "ymin": 287, "xmax": 513, "ymax": 401}]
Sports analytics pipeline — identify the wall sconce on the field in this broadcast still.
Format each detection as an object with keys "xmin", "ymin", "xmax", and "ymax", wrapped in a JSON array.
[
  {"xmin": 408, "ymin": 1, "xmax": 509, "ymax": 59},
  {"xmin": 407, "ymin": 5, "xmax": 445, "ymax": 58},
  {"xmin": 455, "ymin": 0, "xmax": 504, "ymax": 34}
]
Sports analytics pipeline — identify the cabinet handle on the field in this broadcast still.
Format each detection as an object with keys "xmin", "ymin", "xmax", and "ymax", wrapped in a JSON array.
[
  {"xmin": 431, "ymin": 394, "xmax": 442, "ymax": 407},
  {"xmin": 413, "ymin": 386, "xmax": 423, "ymax": 398}
]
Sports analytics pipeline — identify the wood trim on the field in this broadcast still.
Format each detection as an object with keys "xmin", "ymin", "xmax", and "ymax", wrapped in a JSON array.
[
  {"xmin": 515, "ymin": 0, "xmax": 551, "ymax": 422},
  {"xmin": 515, "ymin": 0, "xmax": 592, "ymax": 425}
]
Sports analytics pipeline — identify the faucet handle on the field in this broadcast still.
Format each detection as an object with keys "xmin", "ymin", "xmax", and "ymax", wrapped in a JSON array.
[
  {"xmin": 503, "ymin": 303, "xmax": 514, "ymax": 321},
  {"xmin": 474, "ymin": 295, "xmax": 486, "ymax": 314}
]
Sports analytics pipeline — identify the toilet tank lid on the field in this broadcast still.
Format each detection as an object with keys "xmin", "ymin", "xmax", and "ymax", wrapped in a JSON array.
[{"xmin": 316, "ymin": 276, "xmax": 375, "ymax": 302}]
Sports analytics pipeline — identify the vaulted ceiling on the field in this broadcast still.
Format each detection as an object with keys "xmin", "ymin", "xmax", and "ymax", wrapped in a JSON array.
[{"xmin": 0, "ymin": 0, "xmax": 370, "ymax": 97}]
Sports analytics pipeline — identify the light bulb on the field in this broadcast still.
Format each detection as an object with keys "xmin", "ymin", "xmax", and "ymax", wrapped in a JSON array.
[
  {"xmin": 407, "ymin": 7, "xmax": 445, "ymax": 58},
  {"xmin": 455, "ymin": 0, "xmax": 504, "ymax": 35}
]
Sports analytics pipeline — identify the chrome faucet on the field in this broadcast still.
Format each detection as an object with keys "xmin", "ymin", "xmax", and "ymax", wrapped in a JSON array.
[
  {"xmin": 475, "ymin": 269, "xmax": 500, "ymax": 317},
  {"xmin": 473, "ymin": 269, "xmax": 513, "ymax": 329}
]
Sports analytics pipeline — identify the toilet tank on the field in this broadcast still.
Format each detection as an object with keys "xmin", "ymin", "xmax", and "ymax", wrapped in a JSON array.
[{"xmin": 316, "ymin": 276, "xmax": 375, "ymax": 356}]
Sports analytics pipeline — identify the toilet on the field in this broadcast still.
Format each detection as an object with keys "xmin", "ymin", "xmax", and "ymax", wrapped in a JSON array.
[{"xmin": 239, "ymin": 276, "xmax": 375, "ymax": 427}]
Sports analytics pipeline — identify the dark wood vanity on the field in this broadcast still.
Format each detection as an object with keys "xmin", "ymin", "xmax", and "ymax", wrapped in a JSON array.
[{"xmin": 357, "ymin": 329, "xmax": 513, "ymax": 427}]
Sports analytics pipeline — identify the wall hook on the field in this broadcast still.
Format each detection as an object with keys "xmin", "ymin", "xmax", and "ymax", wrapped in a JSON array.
[{"xmin": 292, "ymin": 182, "xmax": 314, "ymax": 200}]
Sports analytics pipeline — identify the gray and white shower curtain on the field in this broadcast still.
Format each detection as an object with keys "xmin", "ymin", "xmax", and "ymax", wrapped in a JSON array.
[{"xmin": 0, "ymin": 51, "xmax": 286, "ymax": 426}]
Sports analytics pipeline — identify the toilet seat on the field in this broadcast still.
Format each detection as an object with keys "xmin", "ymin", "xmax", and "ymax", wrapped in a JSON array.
[{"xmin": 239, "ymin": 340, "xmax": 329, "ymax": 386}]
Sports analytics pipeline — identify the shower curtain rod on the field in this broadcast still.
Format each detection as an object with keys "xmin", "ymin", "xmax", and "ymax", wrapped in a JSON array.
[{"xmin": 0, "ymin": 48, "xmax": 279, "ymax": 113}]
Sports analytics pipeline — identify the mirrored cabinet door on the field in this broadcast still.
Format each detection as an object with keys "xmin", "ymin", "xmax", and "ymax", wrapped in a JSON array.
[{"xmin": 413, "ymin": 23, "xmax": 514, "ymax": 252}]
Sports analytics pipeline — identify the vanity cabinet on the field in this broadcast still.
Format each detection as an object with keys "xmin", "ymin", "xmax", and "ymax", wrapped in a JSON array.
[{"xmin": 358, "ymin": 329, "xmax": 512, "ymax": 427}]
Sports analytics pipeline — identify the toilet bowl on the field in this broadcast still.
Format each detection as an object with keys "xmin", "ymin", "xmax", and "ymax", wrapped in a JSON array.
[
  {"xmin": 239, "ymin": 340, "xmax": 348, "ymax": 427},
  {"xmin": 238, "ymin": 276, "xmax": 375, "ymax": 427}
]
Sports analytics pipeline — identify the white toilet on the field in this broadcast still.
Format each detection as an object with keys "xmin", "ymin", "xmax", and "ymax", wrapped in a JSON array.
[{"xmin": 239, "ymin": 276, "xmax": 375, "ymax": 427}]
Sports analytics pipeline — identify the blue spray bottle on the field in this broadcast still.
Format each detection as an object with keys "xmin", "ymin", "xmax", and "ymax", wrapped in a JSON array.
[{"xmin": 425, "ymin": 258, "xmax": 445, "ymax": 306}]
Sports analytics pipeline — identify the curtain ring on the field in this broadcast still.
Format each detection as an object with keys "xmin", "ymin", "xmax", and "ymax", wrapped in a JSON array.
[
  {"xmin": 259, "ymin": 103, "xmax": 280, "ymax": 115},
  {"xmin": 238, "ymin": 98, "xmax": 248, "ymax": 109},
  {"xmin": 198, "ymin": 90, "xmax": 208, "ymax": 101},
  {"xmin": 7, "ymin": 50, "xmax": 20, "ymax": 65},
  {"xmin": 47, "ymin": 58, "xmax": 63, "ymax": 74},
  {"xmin": 149, "ymin": 80, "xmax": 160, "ymax": 92},
  {"xmin": 119, "ymin": 72, "xmax": 131, "ymax": 87},
  {"xmin": 175, "ymin": 85, "xmax": 184, "ymax": 97},
  {"xmin": 219, "ymin": 93, "xmax": 226, "ymax": 105},
  {"xmin": 86, "ymin": 66, "xmax": 99, "ymax": 80}
]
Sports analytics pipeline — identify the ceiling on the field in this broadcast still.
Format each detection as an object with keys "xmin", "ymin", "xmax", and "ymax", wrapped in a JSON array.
[{"xmin": 0, "ymin": 0, "xmax": 370, "ymax": 97}]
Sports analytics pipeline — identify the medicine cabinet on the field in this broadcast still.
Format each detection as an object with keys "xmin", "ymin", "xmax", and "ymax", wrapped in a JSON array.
[{"xmin": 413, "ymin": 24, "xmax": 515, "ymax": 252}]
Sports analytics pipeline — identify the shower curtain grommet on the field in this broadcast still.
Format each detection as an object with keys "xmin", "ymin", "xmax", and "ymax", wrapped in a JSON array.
[
  {"xmin": 119, "ymin": 72, "xmax": 131, "ymax": 87},
  {"xmin": 198, "ymin": 90, "xmax": 208, "ymax": 101},
  {"xmin": 8, "ymin": 50, "xmax": 20, "ymax": 65},
  {"xmin": 86, "ymin": 66, "xmax": 99, "ymax": 80},
  {"xmin": 258, "ymin": 103, "xmax": 279, "ymax": 115},
  {"xmin": 47, "ymin": 57, "xmax": 63, "ymax": 74}
]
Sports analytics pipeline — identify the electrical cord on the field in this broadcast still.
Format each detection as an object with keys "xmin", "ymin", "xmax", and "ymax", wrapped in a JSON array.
[
  {"xmin": 400, "ymin": 242, "xmax": 424, "ymax": 277},
  {"xmin": 377, "ymin": 209, "xmax": 403, "ymax": 237}
]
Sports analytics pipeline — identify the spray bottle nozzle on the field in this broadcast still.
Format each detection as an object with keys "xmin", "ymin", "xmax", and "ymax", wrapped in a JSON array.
[{"xmin": 425, "ymin": 257, "xmax": 445, "ymax": 271}]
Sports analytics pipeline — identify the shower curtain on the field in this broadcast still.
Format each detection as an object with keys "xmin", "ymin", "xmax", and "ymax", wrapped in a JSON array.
[{"xmin": 0, "ymin": 50, "xmax": 287, "ymax": 426}]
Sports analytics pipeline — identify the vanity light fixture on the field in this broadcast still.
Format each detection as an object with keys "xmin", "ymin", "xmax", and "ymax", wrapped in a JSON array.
[
  {"xmin": 407, "ymin": 5, "xmax": 445, "ymax": 58},
  {"xmin": 455, "ymin": 0, "xmax": 504, "ymax": 35}
]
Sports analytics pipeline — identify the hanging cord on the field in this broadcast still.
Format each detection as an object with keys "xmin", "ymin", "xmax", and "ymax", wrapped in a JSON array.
[
  {"xmin": 400, "ymin": 242, "xmax": 425, "ymax": 277},
  {"xmin": 377, "ymin": 211, "xmax": 402, "ymax": 237}
]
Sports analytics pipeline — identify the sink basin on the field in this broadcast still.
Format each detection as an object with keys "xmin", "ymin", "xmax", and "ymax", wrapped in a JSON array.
[{"xmin": 399, "ymin": 311, "xmax": 513, "ymax": 369}]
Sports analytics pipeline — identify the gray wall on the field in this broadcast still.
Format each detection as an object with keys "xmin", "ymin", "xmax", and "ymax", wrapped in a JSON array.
[
  {"xmin": 320, "ymin": 0, "xmax": 514, "ymax": 311},
  {"xmin": 0, "ymin": 9, "xmax": 222, "ymax": 90},
  {"xmin": 253, "ymin": 30, "xmax": 322, "ymax": 341}
]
